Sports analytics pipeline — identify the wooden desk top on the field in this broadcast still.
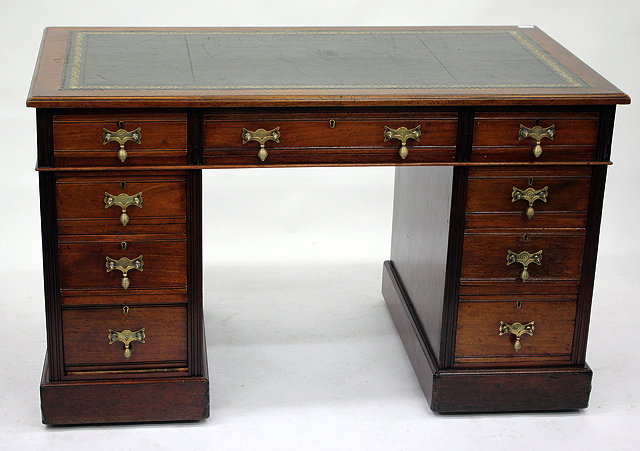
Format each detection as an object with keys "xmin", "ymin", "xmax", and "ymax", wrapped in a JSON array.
[{"xmin": 27, "ymin": 26, "xmax": 629, "ymax": 108}]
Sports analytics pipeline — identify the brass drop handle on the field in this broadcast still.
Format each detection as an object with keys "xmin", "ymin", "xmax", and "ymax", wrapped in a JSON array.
[
  {"xmin": 499, "ymin": 321, "xmax": 534, "ymax": 351},
  {"xmin": 242, "ymin": 127, "xmax": 280, "ymax": 162},
  {"xmin": 106, "ymin": 255, "xmax": 144, "ymax": 290},
  {"xmin": 511, "ymin": 186, "xmax": 548, "ymax": 219},
  {"xmin": 102, "ymin": 125, "xmax": 142, "ymax": 162},
  {"xmin": 104, "ymin": 192, "xmax": 143, "ymax": 226},
  {"xmin": 518, "ymin": 124, "xmax": 555, "ymax": 158},
  {"xmin": 506, "ymin": 250, "xmax": 542, "ymax": 282},
  {"xmin": 108, "ymin": 328, "xmax": 145, "ymax": 359},
  {"xmin": 383, "ymin": 125, "xmax": 421, "ymax": 159}
]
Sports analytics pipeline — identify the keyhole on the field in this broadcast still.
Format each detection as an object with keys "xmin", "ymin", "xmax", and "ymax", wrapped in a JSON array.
[
  {"xmin": 118, "ymin": 121, "xmax": 125, "ymax": 129},
  {"xmin": 120, "ymin": 181, "xmax": 127, "ymax": 190},
  {"xmin": 528, "ymin": 177, "xmax": 534, "ymax": 187},
  {"xmin": 516, "ymin": 300, "xmax": 523, "ymax": 309},
  {"xmin": 121, "ymin": 241, "xmax": 127, "ymax": 250},
  {"xmin": 534, "ymin": 119, "xmax": 540, "ymax": 126},
  {"xmin": 329, "ymin": 119, "xmax": 336, "ymax": 128},
  {"xmin": 523, "ymin": 233, "xmax": 529, "ymax": 242},
  {"xmin": 123, "ymin": 306, "xmax": 130, "ymax": 314}
]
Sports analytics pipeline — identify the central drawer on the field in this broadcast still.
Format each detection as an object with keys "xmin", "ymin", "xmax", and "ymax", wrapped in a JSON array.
[
  {"xmin": 203, "ymin": 111, "xmax": 457, "ymax": 165},
  {"xmin": 58, "ymin": 234, "xmax": 187, "ymax": 292}
]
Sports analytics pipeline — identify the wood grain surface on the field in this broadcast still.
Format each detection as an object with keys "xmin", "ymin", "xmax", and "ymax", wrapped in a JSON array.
[
  {"xmin": 62, "ymin": 305, "xmax": 187, "ymax": 367},
  {"xmin": 58, "ymin": 234, "xmax": 187, "ymax": 290}
]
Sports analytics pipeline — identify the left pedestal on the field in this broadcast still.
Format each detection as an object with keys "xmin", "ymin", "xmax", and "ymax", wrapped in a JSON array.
[{"xmin": 37, "ymin": 109, "xmax": 206, "ymax": 424}]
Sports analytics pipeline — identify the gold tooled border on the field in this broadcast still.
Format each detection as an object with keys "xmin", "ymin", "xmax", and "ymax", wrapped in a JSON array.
[{"xmin": 65, "ymin": 30, "xmax": 586, "ymax": 90}]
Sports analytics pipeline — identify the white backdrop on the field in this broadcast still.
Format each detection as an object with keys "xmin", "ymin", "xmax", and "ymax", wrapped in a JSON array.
[{"xmin": 1, "ymin": 1, "xmax": 638, "ymax": 449}]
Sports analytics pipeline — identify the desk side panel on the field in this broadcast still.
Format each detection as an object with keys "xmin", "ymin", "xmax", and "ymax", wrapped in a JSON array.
[{"xmin": 390, "ymin": 166, "xmax": 453, "ymax": 360}]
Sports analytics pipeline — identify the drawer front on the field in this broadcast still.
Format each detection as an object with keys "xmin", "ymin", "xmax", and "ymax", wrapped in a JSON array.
[
  {"xmin": 454, "ymin": 300, "xmax": 576, "ymax": 367},
  {"xmin": 58, "ymin": 235, "xmax": 187, "ymax": 291},
  {"xmin": 62, "ymin": 305, "xmax": 187, "ymax": 367},
  {"xmin": 472, "ymin": 112, "xmax": 598, "ymax": 162},
  {"xmin": 466, "ymin": 167, "xmax": 591, "ymax": 228},
  {"xmin": 460, "ymin": 231, "xmax": 585, "ymax": 291},
  {"xmin": 203, "ymin": 112, "xmax": 457, "ymax": 165},
  {"xmin": 56, "ymin": 173, "xmax": 187, "ymax": 235},
  {"xmin": 52, "ymin": 113, "xmax": 188, "ymax": 167}
]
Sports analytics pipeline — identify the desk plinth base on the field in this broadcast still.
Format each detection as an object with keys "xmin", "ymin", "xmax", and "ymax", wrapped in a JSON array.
[
  {"xmin": 40, "ymin": 357, "xmax": 209, "ymax": 425},
  {"xmin": 382, "ymin": 260, "xmax": 593, "ymax": 413}
]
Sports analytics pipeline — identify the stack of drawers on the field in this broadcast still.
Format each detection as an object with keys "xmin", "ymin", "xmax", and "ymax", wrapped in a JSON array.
[
  {"xmin": 455, "ymin": 111, "xmax": 598, "ymax": 368},
  {"xmin": 51, "ymin": 113, "xmax": 191, "ymax": 380}
]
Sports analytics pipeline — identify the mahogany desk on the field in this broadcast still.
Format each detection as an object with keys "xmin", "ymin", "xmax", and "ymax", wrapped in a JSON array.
[{"xmin": 27, "ymin": 27, "xmax": 630, "ymax": 424}]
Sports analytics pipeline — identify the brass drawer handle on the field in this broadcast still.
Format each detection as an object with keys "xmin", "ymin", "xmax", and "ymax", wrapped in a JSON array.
[
  {"xmin": 104, "ymin": 192, "xmax": 143, "ymax": 226},
  {"xmin": 511, "ymin": 186, "xmax": 548, "ymax": 219},
  {"xmin": 499, "ymin": 321, "xmax": 534, "ymax": 351},
  {"xmin": 383, "ymin": 125, "xmax": 421, "ymax": 159},
  {"xmin": 108, "ymin": 328, "xmax": 146, "ymax": 359},
  {"xmin": 102, "ymin": 125, "xmax": 142, "ymax": 163},
  {"xmin": 242, "ymin": 127, "xmax": 280, "ymax": 162},
  {"xmin": 506, "ymin": 249, "xmax": 542, "ymax": 282},
  {"xmin": 518, "ymin": 124, "xmax": 555, "ymax": 158},
  {"xmin": 105, "ymin": 255, "xmax": 144, "ymax": 290}
]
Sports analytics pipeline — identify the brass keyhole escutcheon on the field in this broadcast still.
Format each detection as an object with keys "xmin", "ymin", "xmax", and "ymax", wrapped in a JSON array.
[
  {"xmin": 516, "ymin": 300, "xmax": 523, "ymax": 309},
  {"xmin": 121, "ymin": 241, "xmax": 127, "ymax": 250},
  {"xmin": 123, "ymin": 305, "xmax": 130, "ymax": 314},
  {"xmin": 120, "ymin": 181, "xmax": 127, "ymax": 190},
  {"xmin": 329, "ymin": 119, "xmax": 336, "ymax": 128}
]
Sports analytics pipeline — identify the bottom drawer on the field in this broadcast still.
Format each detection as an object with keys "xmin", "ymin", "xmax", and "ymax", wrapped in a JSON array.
[
  {"xmin": 62, "ymin": 305, "xmax": 187, "ymax": 370},
  {"xmin": 454, "ymin": 300, "xmax": 576, "ymax": 367}
]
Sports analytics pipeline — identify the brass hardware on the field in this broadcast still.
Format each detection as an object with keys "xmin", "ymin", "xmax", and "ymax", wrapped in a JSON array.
[
  {"xmin": 528, "ymin": 177, "xmax": 534, "ymax": 187},
  {"xmin": 518, "ymin": 124, "xmax": 555, "ymax": 158},
  {"xmin": 383, "ymin": 125, "xmax": 421, "ymax": 159},
  {"xmin": 329, "ymin": 119, "xmax": 336, "ymax": 128},
  {"xmin": 102, "ymin": 127, "xmax": 142, "ymax": 162},
  {"xmin": 120, "ymin": 241, "xmax": 127, "ymax": 250},
  {"xmin": 242, "ymin": 127, "xmax": 280, "ymax": 162},
  {"xmin": 522, "ymin": 233, "xmax": 529, "ymax": 242},
  {"xmin": 105, "ymin": 255, "xmax": 144, "ymax": 290},
  {"xmin": 123, "ymin": 305, "xmax": 129, "ymax": 314},
  {"xmin": 108, "ymin": 328, "xmax": 145, "ymax": 359},
  {"xmin": 120, "ymin": 181, "xmax": 127, "ymax": 190},
  {"xmin": 506, "ymin": 250, "xmax": 542, "ymax": 282},
  {"xmin": 104, "ymin": 192, "xmax": 143, "ymax": 226},
  {"xmin": 516, "ymin": 300, "xmax": 523, "ymax": 309},
  {"xmin": 499, "ymin": 321, "xmax": 534, "ymax": 351},
  {"xmin": 512, "ymin": 186, "xmax": 548, "ymax": 219}
]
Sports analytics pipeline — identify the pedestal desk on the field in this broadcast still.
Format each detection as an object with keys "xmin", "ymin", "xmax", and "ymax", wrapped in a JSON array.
[{"xmin": 27, "ymin": 27, "xmax": 630, "ymax": 424}]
